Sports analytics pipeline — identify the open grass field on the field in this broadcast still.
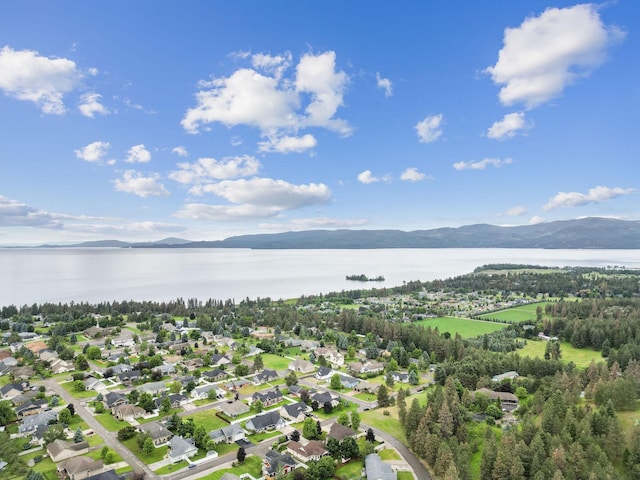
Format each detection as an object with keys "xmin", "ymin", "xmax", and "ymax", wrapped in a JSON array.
[
  {"xmin": 261, "ymin": 353, "xmax": 291, "ymax": 370},
  {"xmin": 335, "ymin": 459, "xmax": 364, "ymax": 479},
  {"xmin": 95, "ymin": 412, "xmax": 127, "ymax": 431},
  {"xmin": 413, "ymin": 316, "xmax": 507, "ymax": 338},
  {"xmin": 201, "ymin": 455, "xmax": 262, "ymax": 480},
  {"xmin": 478, "ymin": 302, "xmax": 554, "ymax": 323},
  {"xmin": 121, "ymin": 437, "xmax": 168, "ymax": 463},
  {"xmin": 378, "ymin": 449, "xmax": 401, "ymax": 460},
  {"xmin": 361, "ymin": 407, "xmax": 407, "ymax": 446},
  {"xmin": 183, "ymin": 410, "xmax": 228, "ymax": 431},
  {"xmin": 397, "ymin": 471, "xmax": 415, "ymax": 480},
  {"xmin": 516, "ymin": 339, "xmax": 603, "ymax": 368},
  {"xmin": 155, "ymin": 460, "xmax": 188, "ymax": 474}
]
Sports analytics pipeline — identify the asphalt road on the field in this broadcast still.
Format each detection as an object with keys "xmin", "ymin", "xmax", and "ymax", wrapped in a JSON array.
[{"xmin": 44, "ymin": 379, "xmax": 160, "ymax": 480}]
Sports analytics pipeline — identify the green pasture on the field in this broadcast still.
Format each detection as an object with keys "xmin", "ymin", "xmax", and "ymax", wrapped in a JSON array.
[
  {"xmin": 516, "ymin": 339, "xmax": 603, "ymax": 368},
  {"xmin": 413, "ymin": 316, "xmax": 507, "ymax": 338},
  {"xmin": 478, "ymin": 302, "xmax": 554, "ymax": 323},
  {"xmin": 360, "ymin": 407, "xmax": 407, "ymax": 446},
  {"xmin": 335, "ymin": 459, "xmax": 364, "ymax": 479}
]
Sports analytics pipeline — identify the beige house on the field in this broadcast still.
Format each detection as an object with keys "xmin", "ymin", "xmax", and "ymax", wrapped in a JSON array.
[
  {"xmin": 57, "ymin": 457, "xmax": 103, "ymax": 480},
  {"xmin": 287, "ymin": 440, "xmax": 328, "ymax": 462},
  {"xmin": 288, "ymin": 358, "xmax": 315, "ymax": 374},
  {"xmin": 112, "ymin": 404, "xmax": 145, "ymax": 421},
  {"xmin": 47, "ymin": 439, "xmax": 89, "ymax": 463}
]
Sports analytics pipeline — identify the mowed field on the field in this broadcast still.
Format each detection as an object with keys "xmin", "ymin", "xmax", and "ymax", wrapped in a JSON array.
[
  {"xmin": 414, "ymin": 316, "xmax": 507, "ymax": 338},
  {"xmin": 517, "ymin": 339, "xmax": 602, "ymax": 368},
  {"xmin": 478, "ymin": 302, "xmax": 555, "ymax": 323}
]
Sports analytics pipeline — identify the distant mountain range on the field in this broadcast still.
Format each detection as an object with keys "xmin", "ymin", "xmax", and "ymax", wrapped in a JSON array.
[{"xmin": 31, "ymin": 218, "xmax": 640, "ymax": 249}]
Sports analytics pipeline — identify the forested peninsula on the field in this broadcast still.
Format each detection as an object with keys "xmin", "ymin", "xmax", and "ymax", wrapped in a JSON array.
[{"xmin": 2, "ymin": 265, "xmax": 640, "ymax": 479}]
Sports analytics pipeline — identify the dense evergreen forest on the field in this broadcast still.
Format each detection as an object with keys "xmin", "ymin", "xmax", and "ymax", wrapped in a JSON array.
[{"xmin": 3, "ymin": 265, "xmax": 640, "ymax": 479}]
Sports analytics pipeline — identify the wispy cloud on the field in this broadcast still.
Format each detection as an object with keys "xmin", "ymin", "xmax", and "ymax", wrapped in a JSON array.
[
  {"xmin": 453, "ymin": 158, "xmax": 512, "ymax": 171},
  {"xmin": 169, "ymin": 155, "xmax": 260, "ymax": 185},
  {"xmin": 415, "ymin": 114, "xmax": 443, "ymax": 143},
  {"xmin": 485, "ymin": 4, "xmax": 625, "ymax": 109},
  {"xmin": 258, "ymin": 134, "xmax": 317, "ymax": 154},
  {"xmin": 499, "ymin": 205, "xmax": 527, "ymax": 217},
  {"xmin": 78, "ymin": 92, "xmax": 110, "ymax": 118},
  {"xmin": 376, "ymin": 72, "xmax": 392, "ymax": 97},
  {"xmin": 400, "ymin": 167, "xmax": 430, "ymax": 182},
  {"xmin": 172, "ymin": 146, "xmax": 188, "ymax": 157},
  {"xmin": 543, "ymin": 186, "xmax": 634, "ymax": 211},
  {"xmin": 357, "ymin": 170, "xmax": 392, "ymax": 184}
]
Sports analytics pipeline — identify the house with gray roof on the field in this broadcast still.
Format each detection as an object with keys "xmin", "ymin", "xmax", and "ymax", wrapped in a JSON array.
[
  {"xmin": 139, "ymin": 422, "xmax": 173, "ymax": 446},
  {"xmin": 104, "ymin": 392, "xmax": 127, "ymax": 410},
  {"xmin": 280, "ymin": 401, "xmax": 311, "ymax": 422},
  {"xmin": 311, "ymin": 391, "xmax": 340, "ymax": 408},
  {"xmin": 167, "ymin": 435, "xmax": 198, "ymax": 463},
  {"xmin": 138, "ymin": 381, "xmax": 167, "ymax": 395},
  {"xmin": 365, "ymin": 453, "xmax": 397, "ymax": 480},
  {"xmin": 209, "ymin": 423, "xmax": 246, "ymax": 444},
  {"xmin": 218, "ymin": 400, "xmax": 250, "ymax": 418},
  {"xmin": 47, "ymin": 439, "xmax": 89, "ymax": 463},
  {"xmin": 263, "ymin": 449, "xmax": 297, "ymax": 480},
  {"xmin": 57, "ymin": 456, "xmax": 103, "ymax": 480},
  {"xmin": 250, "ymin": 387, "xmax": 282, "ymax": 407},
  {"xmin": 253, "ymin": 369, "xmax": 278, "ymax": 385},
  {"xmin": 245, "ymin": 411, "xmax": 285, "ymax": 433},
  {"xmin": 288, "ymin": 358, "xmax": 314, "ymax": 374},
  {"xmin": 193, "ymin": 384, "xmax": 225, "ymax": 400},
  {"xmin": 18, "ymin": 410, "xmax": 57, "ymax": 436}
]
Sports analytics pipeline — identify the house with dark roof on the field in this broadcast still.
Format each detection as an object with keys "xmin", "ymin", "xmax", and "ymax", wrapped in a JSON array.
[
  {"xmin": 15, "ymin": 398, "xmax": 48, "ymax": 418},
  {"xmin": 0, "ymin": 382, "xmax": 28, "ymax": 400},
  {"xmin": 209, "ymin": 423, "xmax": 246, "ymax": 444},
  {"xmin": 253, "ymin": 369, "xmax": 278, "ymax": 385},
  {"xmin": 104, "ymin": 392, "xmax": 128, "ymax": 410},
  {"xmin": 224, "ymin": 378, "xmax": 251, "ymax": 391},
  {"xmin": 202, "ymin": 368, "xmax": 227, "ymax": 382},
  {"xmin": 280, "ymin": 401, "xmax": 311, "ymax": 422},
  {"xmin": 354, "ymin": 381, "xmax": 379, "ymax": 394},
  {"xmin": 18, "ymin": 410, "xmax": 57, "ymax": 436},
  {"xmin": 167, "ymin": 436, "xmax": 198, "ymax": 463},
  {"xmin": 250, "ymin": 387, "xmax": 282, "ymax": 407},
  {"xmin": 311, "ymin": 391, "xmax": 340, "ymax": 408},
  {"xmin": 209, "ymin": 354, "xmax": 232, "ymax": 367},
  {"xmin": 263, "ymin": 449, "xmax": 297, "ymax": 480},
  {"xmin": 84, "ymin": 470, "xmax": 124, "ymax": 480},
  {"xmin": 315, "ymin": 367, "xmax": 334, "ymax": 380},
  {"xmin": 326, "ymin": 422, "xmax": 357, "ymax": 441},
  {"xmin": 338, "ymin": 375, "xmax": 360, "ymax": 389},
  {"xmin": 473, "ymin": 388, "xmax": 519, "ymax": 412},
  {"xmin": 287, "ymin": 440, "xmax": 328, "ymax": 463},
  {"xmin": 245, "ymin": 411, "xmax": 286, "ymax": 432},
  {"xmin": 365, "ymin": 453, "xmax": 397, "ymax": 480},
  {"xmin": 390, "ymin": 372, "xmax": 409, "ymax": 384}
]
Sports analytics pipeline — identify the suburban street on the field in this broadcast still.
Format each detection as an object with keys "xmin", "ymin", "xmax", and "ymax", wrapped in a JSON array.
[{"xmin": 44, "ymin": 379, "xmax": 160, "ymax": 480}]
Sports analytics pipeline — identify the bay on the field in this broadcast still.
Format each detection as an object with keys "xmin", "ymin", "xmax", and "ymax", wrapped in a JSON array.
[{"xmin": 2, "ymin": 248, "xmax": 640, "ymax": 307}]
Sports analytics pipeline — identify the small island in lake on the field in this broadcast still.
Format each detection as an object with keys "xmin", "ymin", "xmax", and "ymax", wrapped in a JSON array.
[{"xmin": 346, "ymin": 274, "xmax": 385, "ymax": 282}]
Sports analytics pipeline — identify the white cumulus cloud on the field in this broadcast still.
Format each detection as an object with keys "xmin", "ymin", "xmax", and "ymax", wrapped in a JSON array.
[
  {"xmin": 453, "ymin": 158, "xmax": 512, "ymax": 171},
  {"xmin": 182, "ymin": 50, "xmax": 351, "ymax": 144},
  {"xmin": 376, "ymin": 72, "xmax": 393, "ymax": 97},
  {"xmin": 400, "ymin": 167, "xmax": 429, "ymax": 182},
  {"xmin": 169, "ymin": 155, "xmax": 260, "ymax": 184},
  {"xmin": 415, "ymin": 114, "xmax": 444, "ymax": 143},
  {"xmin": 0, "ymin": 195, "xmax": 62, "ymax": 228},
  {"xmin": 74, "ymin": 141, "xmax": 111, "ymax": 163},
  {"xmin": 485, "ymin": 4, "xmax": 625, "ymax": 109},
  {"xmin": 258, "ymin": 134, "xmax": 317, "ymax": 153},
  {"xmin": 0, "ymin": 45, "xmax": 83, "ymax": 114},
  {"xmin": 543, "ymin": 185, "xmax": 634, "ymax": 211},
  {"xmin": 487, "ymin": 112, "xmax": 530, "ymax": 140},
  {"xmin": 78, "ymin": 92, "xmax": 109, "ymax": 118},
  {"xmin": 125, "ymin": 144, "xmax": 151, "ymax": 163},
  {"xmin": 113, "ymin": 170, "xmax": 169, "ymax": 198}
]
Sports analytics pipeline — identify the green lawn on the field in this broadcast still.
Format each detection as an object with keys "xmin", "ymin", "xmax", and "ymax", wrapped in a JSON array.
[
  {"xmin": 335, "ymin": 459, "xmax": 364, "ymax": 479},
  {"xmin": 29, "ymin": 456, "xmax": 57, "ymax": 479},
  {"xmin": 155, "ymin": 460, "xmax": 188, "ymax": 474},
  {"xmin": 247, "ymin": 429, "xmax": 282, "ymax": 442},
  {"xmin": 95, "ymin": 412, "xmax": 127, "ymax": 432},
  {"xmin": 397, "ymin": 471, "xmax": 415, "ymax": 480},
  {"xmin": 214, "ymin": 441, "xmax": 241, "ymax": 455},
  {"xmin": 516, "ymin": 339, "xmax": 603, "ymax": 368},
  {"xmin": 312, "ymin": 401, "xmax": 358, "ymax": 420},
  {"xmin": 413, "ymin": 316, "xmax": 507, "ymax": 338},
  {"xmin": 354, "ymin": 392, "xmax": 377, "ymax": 402},
  {"xmin": 261, "ymin": 353, "xmax": 291, "ymax": 370},
  {"xmin": 121, "ymin": 437, "xmax": 168, "ymax": 464},
  {"xmin": 361, "ymin": 407, "xmax": 407, "ymax": 446},
  {"xmin": 478, "ymin": 302, "xmax": 554, "ymax": 323},
  {"xmin": 200, "ymin": 455, "xmax": 262, "ymax": 480},
  {"xmin": 378, "ymin": 449, "xmax": 401, "ymax": 460},
  {"xmin": 182, "ymin": 410, "xmax": 229, "ymax": 431},
  {"xmin": 60, "ymin": 381, "xmax": 97, "ymax": 399}
]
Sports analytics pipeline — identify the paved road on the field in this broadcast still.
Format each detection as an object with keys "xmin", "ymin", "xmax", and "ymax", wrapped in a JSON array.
[{"xmin": 44, "ymin": 379, "xmax": 160, "ymax": 480}]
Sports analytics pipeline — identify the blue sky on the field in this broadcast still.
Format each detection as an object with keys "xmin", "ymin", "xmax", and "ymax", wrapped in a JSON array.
[{"xmin": 0, "ymin": 1, "xmax": 638, "ymax": 245}]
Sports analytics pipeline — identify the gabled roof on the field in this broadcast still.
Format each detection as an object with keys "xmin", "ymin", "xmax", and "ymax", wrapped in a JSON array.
[
  {"xmin": 218, "ymin": 400, "xmax": 250, "ymax": 417},
  {"xmin": 168, "ymin": 436, "xmax": 197, "ymax": 457},
  {"xmin": 365, "ymin": 453, "xmax": 397, "ymax": 480},
  {"xmin": 252, "ymin": 387, "xmax": 282, "ymax": 403},
  {"xmin": 104, "ymin": 391, "xmax": 128, "ymax": 408},
  {"xmin": 47, "ymin": 439, "xmax": 89, "ymax": 458},
  {"xmin": 210, "ymin": 422, "xmax": 244, "ymax": 440},
  {"xmin": 247, "ymin": 411, "xmax": 283, "ymax": 430},
  {"xmin": 139, "ymin": 421, "xmax": 173, "ymax": 440},
  {"xmin": 264, "ymin": 449, "xmax": 296, "ymax": 476},
  {"xmin": 288, "ymin": 440, "xmax": 327, "ymax": 458},
  {"xmin": 255, "ymin": 369, "xmax": 278, "ymax": 382},
  {"xmin": 282, "ymin": 401, "xmax": 309, "ymax": 418},
  {"xmin": 327, "ymin": 422, "xmax": 356, "ymax": 440},
  {"xmin": 59, "ymin": 456, "xmax": 103, "ymax": 475}
]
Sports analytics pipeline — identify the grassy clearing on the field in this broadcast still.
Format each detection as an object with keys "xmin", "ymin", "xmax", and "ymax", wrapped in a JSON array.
[
  {"xmin": 516, "ymin": 339, "xmax": 603, "ymax": 368},
  {"xmin": 183, "ymin": 410, "xmax": 228, "ymax": 431},
  {"xmin": 248, "ymin": 429, "xmax": 282, "ymax": 442},
  {"xmin": 478, "ymin": 302, "xmax": 554, "ymax": 323},
  {"xmin": 413, "ymin": 317, "xmax": 507, "ymax": 338},
  {"xmin": 378, "ymin": 449, "xmax": 401, "ymax": 460},
  {"xmin": 60, "ymin": 381, "xmax": 97, "ymax": 399},
  {"xmin": 261, "ymin": 353, "xmax": 291, "ymax": 370},
  {"xmin": 397, "ymin": 471, "xmax": 415, "ymax": 480},
  {"xmin": 354, "ymin": 392, "xmax": 377, "ymax": 402},
  {"xmin": 201, "ymin": 455, "xmax": 262, "ymax": 480},
  {"xmin": 361, "ymin": 407, "xmax": 407, "ymax": 446},
  {"xmin": 155, "ymin": 460, "xmax": 188, "ymax": 474}
]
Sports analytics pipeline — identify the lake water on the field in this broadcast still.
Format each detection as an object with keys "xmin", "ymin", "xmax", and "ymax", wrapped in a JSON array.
[{"xmin": 2, "ymin": 248, "xmax": 640, "ymax": 307}]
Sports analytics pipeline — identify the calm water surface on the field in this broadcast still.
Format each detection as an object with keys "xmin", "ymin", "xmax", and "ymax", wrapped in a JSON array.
[{"xmin": 2, "ymin": 248, "xmax": 640, "ymax": 306}]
